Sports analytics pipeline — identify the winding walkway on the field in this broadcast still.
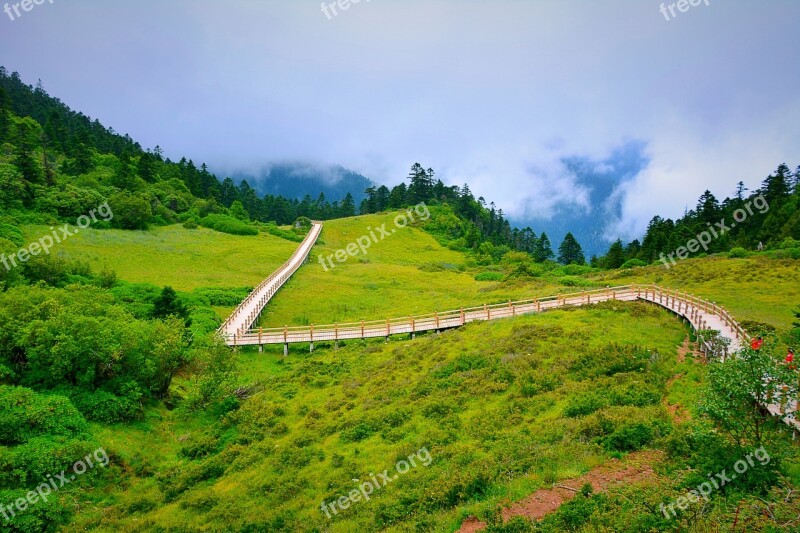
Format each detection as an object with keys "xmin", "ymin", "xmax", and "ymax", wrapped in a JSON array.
[
  {"xmin": 219, "ymin": 221, "xmax": 798, "ymax": 430},
  {"xmin": 218, "ymin": 221, "xmax": 322, "ymax": 340}
]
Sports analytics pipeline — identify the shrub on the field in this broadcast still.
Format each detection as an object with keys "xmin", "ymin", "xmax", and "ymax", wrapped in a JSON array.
[
  {"xmin": 0, "ymin": 223, "xmax": 24, "ymax": 247},
  {"xmin": 178, "ymin": 434, "xmax": 219, "ymax": 460},
  {"xmin": 200, "ymin": 214, "xmax": 258, "ymax": 236},
  {"xmin": 621, "ymin": 258, "xmax": 647, "ymax": 269},
  {"xmin": 557, "ymin": 276, "xmax": 593, "ymax": 287},
  {"xmin": 340, "ymin": 421, "xmax": 375, "ymax": 442},
  {"xmin": 728, "ymin": 247, "xmax": 749, "ymax": 258},
  {"xmin": 182, "ymin": 218, "xmax": 198, "ymax": 229},
  {"xmin": 67, "ymin": 387, "xmax": 145, "ymax": 423},
  {"xmin": 22, "ymin": 254, "xmax": 69, "ymax": 286},
  {"xmin": 475, "ymin": 272, "xmax": 504, "ymax": 281},
  {"xmin": 264, "ymin": 224, "xmax": 303, "ymax": 242},
  {"xmin": 0, "ymin": 386, "xmax": 87, "ymax": 445},
  {"xmin": 561, "ymin": 264, "xmax": 593, "ymax": 276},
  {"xmin": 109, "ymin": 192, "xmax": 153, "ymax": 230},
  {"xmin": 601, "ymin": 422, "xmax": 654, "ymax": 451}
]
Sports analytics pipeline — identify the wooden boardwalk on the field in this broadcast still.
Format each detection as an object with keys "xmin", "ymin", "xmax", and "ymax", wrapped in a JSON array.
[
  {"xmin": 218, "ymin": 221, "xmax": 323, "ymax": 340},
  {"xmin": 226, "ymin": 284, "xmax": 747, "ymax": 353},
  {"xmin": 219, "ymin": 221, "xmax": 797, "ymax": 431}
]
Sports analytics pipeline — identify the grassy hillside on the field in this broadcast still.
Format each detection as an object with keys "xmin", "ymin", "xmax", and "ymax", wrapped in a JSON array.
[
  {"xmin": 259, "ymin": 212, "xmax": 564, "ymax": 327},
  {"xmin": 597, "ymin": 255, "xmax": 800, "ymax": 329},
  {"xmin": 66, "ymin": 301, "xmax": 700, "ymax": 532},
  {"xmin": 19, "ymin": 225, "xmax": 298, "ymax": 291},
  {"xmin": 261, "ymin": 213, "xmax": 799, "ymax": 336},
  {"xmin": 3, "ymin": 212, "xmax": 798, "ymax": 532}
]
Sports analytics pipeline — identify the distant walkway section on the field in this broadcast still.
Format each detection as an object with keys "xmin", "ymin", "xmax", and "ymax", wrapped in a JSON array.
[
  {"xmin": 218, "ymin": 221, "xmax": 323, "ymax": 341},
  {"xmin": 229, "ymin": 285, "xmax": 747, "ymax": 355}
]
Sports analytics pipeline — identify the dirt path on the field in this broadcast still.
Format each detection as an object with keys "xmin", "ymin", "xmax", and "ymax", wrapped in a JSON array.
[{"xmin": 457, "ymin": 451, "xmax": 661, "ymax": 531}]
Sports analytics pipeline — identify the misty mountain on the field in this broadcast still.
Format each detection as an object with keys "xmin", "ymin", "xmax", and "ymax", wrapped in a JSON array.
[
  {"xmin": 509, "ymin": 141, "xmax": 649, "ymax": 258},
  {"xmin": 231, "ymin": 163, "xmax": 375, "ymax": 204}
]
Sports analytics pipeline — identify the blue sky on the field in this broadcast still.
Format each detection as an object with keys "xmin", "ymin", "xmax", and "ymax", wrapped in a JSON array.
[{"xmin": 1, "ymin": 0, "xmax": 798, "ymax": 241}]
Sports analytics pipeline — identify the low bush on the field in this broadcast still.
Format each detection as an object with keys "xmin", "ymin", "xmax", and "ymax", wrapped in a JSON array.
[
  {"xmin": 200, "ymin": 214, "xmax": 258, "ymax": 236},
  {"xmin": 621, "ymin": 258, "xmax": 648, "ymax": 269},
  {"xmin": 728, "ymin": 247, "xmax": 749, "ymax": 258},
  {"xmin": 0, "ymin": 386, "xmax": 87, "ymax": 445},
  {"xmin": 475, "ymin": 271, "xmax": 504, "ymax": 281}
]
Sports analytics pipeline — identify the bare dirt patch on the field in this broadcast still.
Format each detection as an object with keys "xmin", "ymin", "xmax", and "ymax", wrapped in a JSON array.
[{"xmin": 457, "ymin": 451, "xmax": 661, "ymax": 531}]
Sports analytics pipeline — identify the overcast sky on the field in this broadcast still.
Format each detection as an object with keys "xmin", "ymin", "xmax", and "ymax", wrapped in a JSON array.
[{"xmin": 1, "ymin": 0, "xmax": 798, "ymax": 240}]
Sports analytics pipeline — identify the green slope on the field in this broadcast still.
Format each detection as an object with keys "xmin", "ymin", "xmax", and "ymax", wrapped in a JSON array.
[
  {"xmin": 259, "ymin": 212, "xmax": 564, "ymax": 327},
  {"xmin": 66, "ymin": 301, "xmax": 689, "ymax": 532},
  {"xmin": 19, "ymin": 224, "xmax": 299, "ymax": 291},
  {"xmin": 595, "ymin": 255, "xmax": 800, "ymax": 329}
]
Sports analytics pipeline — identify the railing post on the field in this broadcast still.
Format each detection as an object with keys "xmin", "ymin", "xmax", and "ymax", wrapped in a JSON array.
[
  {"xmin": 435, "ymin": 312, "xmax": 440, "ymax": 330},
  {"xmin": 536, "ymin": 299, "xmax": 540, "ymax": 312},
  {"xmin": 485, "ymin": 303, "xmax": 489, "ymax": 320},
  {"xmin": 361, "ymin": 320, "xmax": 365, "ymax": 339},
  {"xmin": 460, "ymin": 307, "xmax": 465, "ymax": 325}
]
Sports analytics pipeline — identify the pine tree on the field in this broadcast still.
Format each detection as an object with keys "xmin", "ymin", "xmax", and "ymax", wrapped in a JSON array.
[
  {"xmin": 339, "ymin": 193, "xmax": 356, "ymax": 217},
  {"xmin": 605, "ymin": 239, "xmax": 626, "ymax": 269},
  {"xmin": 112, "ymin": 153, "xmax": 137, "ymax": 190},
  {"xmin": 793, "ymin": 166, "xmax": 800, "ymax": 195},
  {"xmin": 375, "ymin": 185, "xmax": 390, "ymax": 211},
  {"xmin": 558, "ymin": 232, "xmax": 586, "ymax": 265},
  {"xmin": 735, "ymin": 181, "xmax": 748, "ymax": 201},
  {"xmin": 152, "ymin": 286, "xmax": 189, "ymax": 324},
  {"xmin": 220, "ymin": 178, "xmax": 238, "ymax": 207},
  {"xmin": 363, "ymin": 186, "xmax": 377, "ymax": 214},
  {"xmin": 761, "ymin": 163, "xmax": 791, "ymax": 206},
  {"xmin": 625, "ymin": 239, "xmax": 641, "ymax": 260},
  {"xmin": 0, "ymin": 86, "xmax": 9, "ymax": 142},
  {"xmin": 533, "ymin": 232, "xmax": 554, "ymax": 262}
]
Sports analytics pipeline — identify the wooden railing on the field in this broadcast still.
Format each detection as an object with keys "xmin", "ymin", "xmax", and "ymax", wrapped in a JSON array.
[
  {"xmin": 227, "ymin": 284, "xmax": 748, "ymax": 351},
  {"xmin": 218, "ymin": 222, "xmax": 323, "ymax": 339}
]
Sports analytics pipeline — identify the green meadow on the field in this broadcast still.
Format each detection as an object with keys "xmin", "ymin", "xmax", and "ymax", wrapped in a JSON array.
[
  {"xmin": 18, "ymin": 225, "xmax": 298, "ymax": 292},
  {"xmin": 258, "ymin": 213, "xmax": 564, "ymax": 328},
  {"xmin": 66, "ymin": 301, "xmax": 696, "ymax": 532},
  {"xmin": 598, "ymin": 255, "xmax": 800, "ymax": 329},
  {"xmin": 9, "ymin": 216, "xmax": 800, "ymax": 531}
]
